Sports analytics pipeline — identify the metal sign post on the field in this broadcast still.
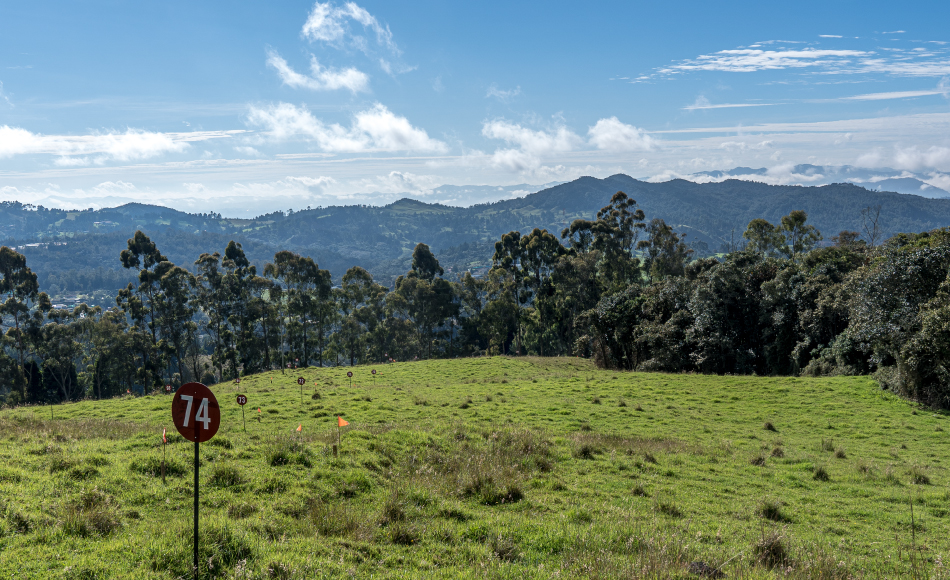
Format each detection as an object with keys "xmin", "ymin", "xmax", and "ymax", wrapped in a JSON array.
[
  {"xmin": 347, "ymin": 371, "xmax": 353, "ymax": 388},
  {"xmin": 297, "ymin": 376, "xmax": 305, "ymax": 404},
  {"xmin": 172, "ymin": 382, "xmax": 221, "ymax": 580},
  {"xmin": 236, "ymin": 394, "xmax": 247, "ymax": 431},
  {"xmin": 372, "ymin": 368, "xmax": 376, "ymax": 387}
]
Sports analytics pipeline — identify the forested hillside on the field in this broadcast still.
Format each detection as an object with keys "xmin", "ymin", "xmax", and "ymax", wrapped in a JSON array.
[
  {"xmin": 5, "ymin": 175, "xmax": 950, "ymax": 291},
  {"xmin": 5, "ymin": 188, "xmax": 950, "ymax": 411}
]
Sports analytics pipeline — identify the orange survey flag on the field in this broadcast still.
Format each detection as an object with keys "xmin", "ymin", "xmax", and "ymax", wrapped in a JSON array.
[
  {"xmin": 296, "ymin": 424, "xmax": 302, "ymax": 432},
  {"xmin": 338, "ymin": 416, "xmax": 349, "ymax": 427},
  {"xmin": 162, "ymin": 427, "xmax": 166, "ymax": 444}
]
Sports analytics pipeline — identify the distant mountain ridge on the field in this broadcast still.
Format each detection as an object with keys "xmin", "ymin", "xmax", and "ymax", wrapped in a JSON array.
[
  {"xmin": 5, "ymin": 174, "xmax": 950, "ymax": 292},
  {"xmin": 690, "ymin": 164, "xmax": 950, "ymax": 198}
]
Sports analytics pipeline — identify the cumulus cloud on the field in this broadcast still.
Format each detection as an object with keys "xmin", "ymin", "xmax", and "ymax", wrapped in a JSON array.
[
  {"xmin": 856, "ymin": 145, "xmax": 950, "ymax": 172},
  {"xmin": 90, "ymin": 181, "xmax": 139, "ymax": 195},
  {"xmin": 0, "ymin": 126, "xmax": 240, "ymax": 162},
  {"xmin": 266, "ymin": 49, "xmax": 369, "ymax": 93},
  {"xmin": 302, "ymin": 2, "xmax": 397, "ymax": 54},
  {"xmin": 587, "ymin": 117, "xmax": 655, "ymax": 151},
  {"xmin": 893, "ymin": 146, "xmax": 950, "ymax": 171},
  {"xmin": 246, "ymin": 102, "xmax": 447, "ymax": 153},
  {"xmin": 374, "ymin": 171, "xmax": 439, "ymax": 193},
  {"xmin": 481, "ymin": 119, "xmax": 582, "ymax": 172},
  {"xmin": 283, "ymin": 175, "xmax": 336, "ymax": 189}
]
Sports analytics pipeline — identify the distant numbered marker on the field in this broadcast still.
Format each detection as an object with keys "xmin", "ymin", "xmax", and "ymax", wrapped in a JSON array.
[
  {"xmin": 236, "ymin": 394, "xmax": 247, "ymax": 406},
  {"xmin": 347, "ymin": 371, "xmax": 353, "ymax": 378},
  {"xmin": 172, "ymin": 382, "xmax": 220, "ymax": 443},
  {"xmin": 371, "ymin": 369, "xmax": 376, "ymax": 375},
  {"xmin": 297, "ymin": 377, "xmax": 306, "ymax": 386}
]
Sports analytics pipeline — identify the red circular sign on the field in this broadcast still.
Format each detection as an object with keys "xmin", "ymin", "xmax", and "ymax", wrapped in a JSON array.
[
  {"xmin": 297, "ymin": 377, "xmax": 305, "ymax": 386},
  {"xmin": 171, "ymin": 383, "xmax": 221, "ymax": 443},
  {"xmin": 347, "ymin": 371, "xmax": 353, "ymax": 378},
  {"xmin": 236, "ymin": 394, "xmax": 247, "ymax": 406},
  {"xmin": 372, "ymin": 369, "xmax": 376, "ymax": 375},
  {"xmin": 234, "ymin": 378, "xmax": 241, "ymax": 384}
]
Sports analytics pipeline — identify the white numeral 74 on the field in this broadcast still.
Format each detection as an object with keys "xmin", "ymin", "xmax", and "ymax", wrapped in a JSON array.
[{"xmin": 180, "ymin": 395, "xmax": 211, "ymax": 429}]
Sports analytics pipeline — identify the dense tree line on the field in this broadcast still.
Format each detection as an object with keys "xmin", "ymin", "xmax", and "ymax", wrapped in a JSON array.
[{"xmin": 3, "ymin": 191, "xmax": 950, "ymax": 408}]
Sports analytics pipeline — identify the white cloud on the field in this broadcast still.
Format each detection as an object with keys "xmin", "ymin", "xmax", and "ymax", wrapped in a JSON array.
[
  {"xmin": 266, "ymin": 49, "xmax": 369, "ymax": 93},
  {"xmin": 683, "ymin": 96, "xmax": 774, "ymax": 110},
  {"xmin": 856, "ymin": 145, "xmax": 950, "ymax": 172},
  {"xmin": 719, "ymin": 140, "xmax": 773, "ymax": 151},
  {"xmin": 923, "ymin": 172, "xmax": 950, "ymax": 192},
  {"xmin": 587, "ymin": 117, "xmax": 655, "ymax": 151},
  {"xmin": 661, "ymin": 48, "xmax": 869, "ymax": 74},
  {"xmin": 486, "ymin": 84, "xmax": 521, "ymax": 102},
  {"xmin": 0, "ymin": 126, "xmax": 239, "ymax": 162},
  {"xmin": 892, "ymin": 146, "xmax": 950, "ymax": 171},
  {"xmin": 233, "ymin": 146, "xmax": 262, "ymax": 156},
  {"xmin": 373, "ymin": 171, "xmax": 439, "ymax": 193},
  {"xmin": 90, "ymin": 181, "xmax": 138, "ymax": 195},
  {"xmin": 246, "ymin": 102, "xmax": 447, "ymax": 153},
  {"xmin": 283, "ymin": 175, "xmax": 336, "ymax": 189},
  {"xmin": 482, "ymin": 120, "xmax": 581, "ymax": 155},
  {"xmin": 819, "ymin": 35, "xmax": 843, "ymax": 38},
  {"xmin": 54, "ymin": 156, "xmax": 90, "ymax": 167},
  {"xmin": 481, "ymin": 120, "xmax": 582, "ymax": 172},
  {"xmin": 0, "ymin": 81, "xmax": 12, "ymax": 107},
  {"xmin": 841, "ymin": 87, "xmax": 949, "ymax": 101},
  {"xmin": 302, "ymin": 2, "xmax": 397, "ymax": 54},
  {"xmin": 641, "ymin": 39, "xmax": 950, "ymax": 81},
  {"xmin": 183, "ymin": 182, "xmax": 207, "ymax": 193},
  {"xmin": 883, "ymin": 30, "xmax": 906, "ymax": 34}
]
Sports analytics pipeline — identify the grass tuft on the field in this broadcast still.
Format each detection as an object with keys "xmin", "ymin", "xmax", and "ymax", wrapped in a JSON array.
[
  {"xmin": 59, "ymin": 489, "xmax": 122, "ymax": 537},
  {"xmin": 209, "ymin": 465, "xmax": 244, "ymax": 488},
  {"xmin": 758, "ymin": 498, "xmax": 790, "ymax": 522},
  {"xmin": 753, "ymin": 529, "xmax": 790, "ymax": 569},
  {"xmin": 909, "ymin": 465, "xmax": 931, "ymax": 485}
]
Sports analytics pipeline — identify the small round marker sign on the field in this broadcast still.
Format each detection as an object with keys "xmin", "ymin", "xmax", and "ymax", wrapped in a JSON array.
[
  {"xmin": 172, "ymin": 382, "xmax": 221, "ymax": 443},
  {"xmin": 297, "ymin": 377, "xmax": 305, "ymax": 386},
  {"xmin": 236, "ymin": 394, "xmax": 247, "ymax": 406},
  {"xmin": 347, "ymin": 371, "xmax": 353, "ymax": 378},
  {"xmin": 171, "ymin": 382, "xmax": 221, "ymax": 579},
  {"xmin": 372, "ymin": 369, "xmax": 376, "ymax": 375}
]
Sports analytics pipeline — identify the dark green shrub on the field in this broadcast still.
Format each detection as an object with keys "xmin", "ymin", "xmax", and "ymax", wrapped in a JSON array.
[
  {"xmin": 209, "ymin": 465, "xmax": 244, "ymax": 488},
  {"xmin": 59, "ymin": 489, "xmax": 122, "ymax": 537}
]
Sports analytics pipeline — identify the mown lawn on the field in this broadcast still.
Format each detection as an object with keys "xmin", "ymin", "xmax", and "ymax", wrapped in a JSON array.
[{"xmin": 1, "ymin": 357, "xmax": 948, "ymax": 579}]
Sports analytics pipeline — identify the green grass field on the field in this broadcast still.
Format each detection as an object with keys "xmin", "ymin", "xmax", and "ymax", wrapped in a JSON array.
[{"xmin": 1, "ymin": 357, "xmax": 948, "ymax": 579}]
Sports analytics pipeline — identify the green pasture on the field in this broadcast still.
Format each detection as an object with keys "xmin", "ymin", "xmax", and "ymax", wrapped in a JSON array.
[{"xmin": 1, "ymin": 357, "xmax": 948, "ymax": 579}]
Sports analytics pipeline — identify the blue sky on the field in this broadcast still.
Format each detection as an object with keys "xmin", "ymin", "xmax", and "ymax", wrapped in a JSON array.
[{"xmin": 1, "ymin": 0, "xmax": 949, "ymax": 215}]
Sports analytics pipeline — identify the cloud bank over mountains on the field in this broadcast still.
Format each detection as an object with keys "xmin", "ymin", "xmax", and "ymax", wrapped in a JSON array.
[{"xmin": 2, "ymin": 2, "xmax": 950, "ymax": 217}]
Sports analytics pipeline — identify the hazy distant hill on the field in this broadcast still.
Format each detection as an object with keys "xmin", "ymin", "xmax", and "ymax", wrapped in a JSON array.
[{"xmin": 6, "ymin": 174, "xmax": 950, "ymax": 292}]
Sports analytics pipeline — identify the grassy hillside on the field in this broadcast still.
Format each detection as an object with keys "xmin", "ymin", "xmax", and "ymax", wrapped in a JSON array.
[{"xmin": 1, "ymin": 358, "xmax": 948, "ymax": 579}]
